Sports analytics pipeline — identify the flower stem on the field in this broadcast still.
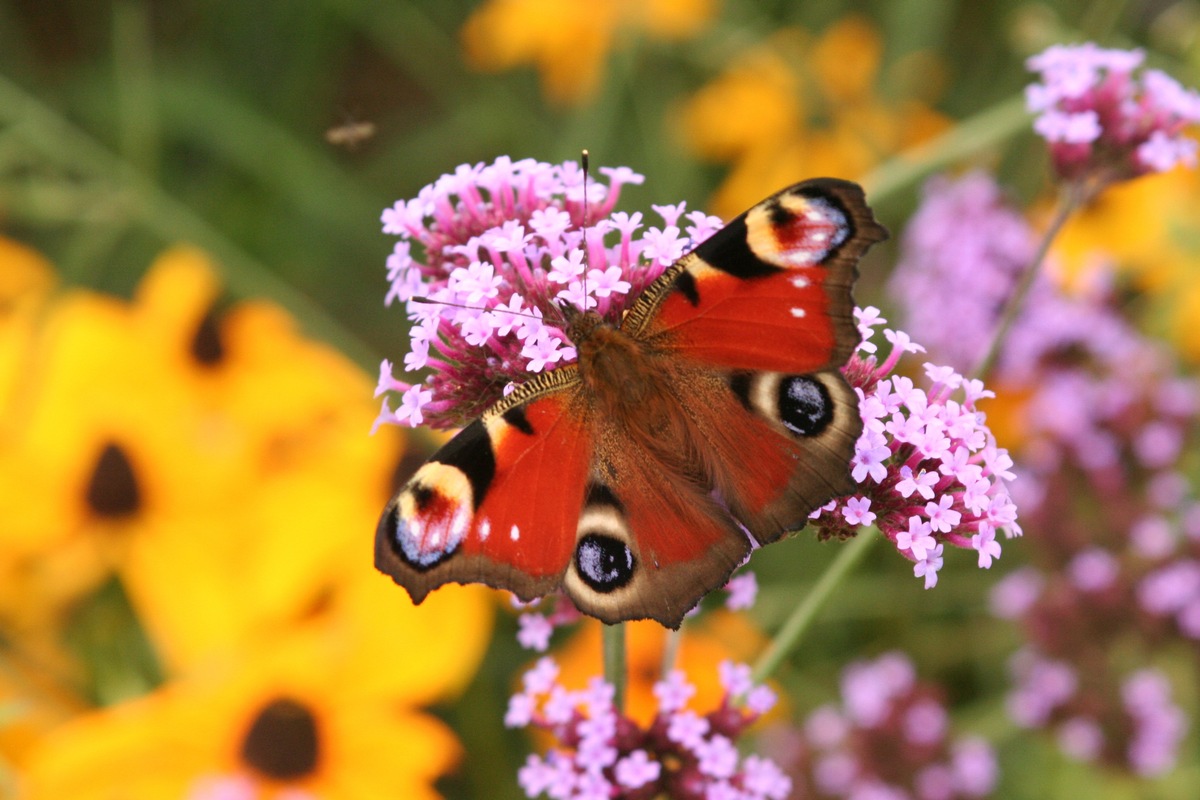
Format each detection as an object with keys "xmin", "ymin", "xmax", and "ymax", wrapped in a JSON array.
[
  {"xmin": 752, "ymin": 528, "xmax": 878, "ymax": 684},
  {"xmin": 969, "ymin": 183, "xmax": 1085, "ymax": 380},
  {"xmin": 603, "ymin": 622, "xmax": 627, "ymax": 711},
  {"xmin": 661, "ymin": 625, "xmax": 683, "ymax": 680},
  {"xmin": 861, "ymin": 94, "xmax": 1030, "ymax": 205}
]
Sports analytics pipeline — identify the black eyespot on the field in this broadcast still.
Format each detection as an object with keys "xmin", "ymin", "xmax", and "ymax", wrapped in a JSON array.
[
  {"xmin": 410, "ymin": 483, "xmax": 436, "ymax": 512},
  {"xmin": 240, "ymin": 697, "xmax": 321, "ymax": 780},
  {"xmin": 584, "ymin": 482, "xmax": 624, "ymax": 513},
  {"xmin": 574, "ymin": 534, "xmax": 635, "ymax": 593},
  {"xmin": 779, "ymin": 375, "xmax": 833, "ymax": 436}
]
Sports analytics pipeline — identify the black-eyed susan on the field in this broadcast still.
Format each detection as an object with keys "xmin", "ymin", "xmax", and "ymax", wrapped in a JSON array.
[
  {"xmin": 0, "ymin": 247, "xmax": 179, "ymax": 647},
  {"xmin": 0, "ymin": 242, "xmax": 432, "ymax": 675},
  {"xmin": 678, "ymin": 17, "xmax": 949, "ymax": 217},
  {"xmin": 19, "ymin": 590, "xmax": 484, "ymax": 800},
  {"xmin": 460, "ymin": 0, "xmax": 716, "ymax": 104},
  {"xmin": 113, "ymin": 249, "xmax": 419, "ymax": 672},
  {"xmin": 3, "ymin": 239, "xmax": 495, "ymax": 798}
]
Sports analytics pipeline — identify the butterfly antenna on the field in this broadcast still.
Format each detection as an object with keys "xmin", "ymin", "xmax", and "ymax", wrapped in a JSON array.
[
  {"xmin": 580, "ymin": 149, "xmax": 590, "ymax": 313},
  {"xmin": 410, "ymin": 295, "xmax": 544, "ymax": 321}
]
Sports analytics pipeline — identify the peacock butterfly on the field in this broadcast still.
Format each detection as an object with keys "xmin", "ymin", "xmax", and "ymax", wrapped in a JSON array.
[{"xmin": 375, "ymin": 178, "xmax": 887, "ymax": 628}]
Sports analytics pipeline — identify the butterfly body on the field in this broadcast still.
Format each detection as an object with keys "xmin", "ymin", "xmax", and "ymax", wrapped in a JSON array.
[{"xmin": 377, "ymin": 178, "xmax": 887, "ymax": 627}]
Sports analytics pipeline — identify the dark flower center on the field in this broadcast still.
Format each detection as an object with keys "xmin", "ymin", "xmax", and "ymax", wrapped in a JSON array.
[
  {"xmin": 85, "ymin": 442, "xmax": 141, "ymax": 517},
  {"xmin": 190, "ymin": 303, "xmax": 226, "ymax": 366},
  {"xmin": 240, "ymin": 696, "xmax": 321, "ymax": 780}
]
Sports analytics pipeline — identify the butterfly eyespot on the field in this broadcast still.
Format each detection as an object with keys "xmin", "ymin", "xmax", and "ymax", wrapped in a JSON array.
[
  {"xmin": 385, "ymin": 471, "xmax": 473, "ymax": 571},
  {"xmin": 779, "ymin": 375, "xmax": 834, "ymax": 436},
  {"xmin": 574, "ymin": 534, "xmax": 636, "ymax": 593},
  {"xmin": 750, "ymin": 193, "xmax": 851, "ymax": 270}
]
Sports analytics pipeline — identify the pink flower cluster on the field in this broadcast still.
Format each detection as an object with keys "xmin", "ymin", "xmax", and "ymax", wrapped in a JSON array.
[
  {"xmin": 1026, "ymin": 43, "xmax": 1200, "ymax": 182},
  {"xmin": 1002, "ymin": 646, "xmax": 1187, "ymax": 776},
  {"xmin": 765, "ymin": 652, "xmax": 998, "ymax": 799},
  {"xmin": 888, "ymin": 171, "xmax": 1035, "ymax": 374},
  {"xmin": 507, "ymin": 658, "xmax": 790, "ymax": 800},
  {"xmin": 812, "ymin": 308, "xmax": 1020, "ymax": 588},
  {"xmin": 982, "ymin": 250, "xmax": 1200, "ymax": 776},
  {"xmin": 373, "ymin": 156, "xmax": 726, "ymax": 430}
]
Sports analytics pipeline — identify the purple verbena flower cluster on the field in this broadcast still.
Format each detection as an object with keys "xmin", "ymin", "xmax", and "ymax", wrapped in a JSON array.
[
  {"xmin": 373, "ymin": 156, "xmax": 726, "ymax": 430},
  {"xmin": 811, "ymin": 308, "xmax": 1020, "ymax": 588},
  {"xmin": 889, "ymin": 172, "xmax": 1035, "ymax": 374},
  {"xmin": 981, "ymin": 235, "xmax": 1200, "ymax": 775},
  {"xmin": 999, "ymin": 262, "xmax": 1196, "ymax": 496},
  {"xmin": 764, "ymin": 652, "xmax": 998, "ymax": 799},
  {"xmin": 1002, "ymin": 647, "xmax": 1188, "ymax": 776},
  {"xmin": 1026, "ymin": 43, "xmax": 1200, "ymax": 183},
  {"xmin": 507, "ymin": 657, "xmax": 790, "ymax": 800}
]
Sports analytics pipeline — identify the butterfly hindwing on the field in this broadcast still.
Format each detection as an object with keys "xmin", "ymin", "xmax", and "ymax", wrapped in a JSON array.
[
  {"xmin": 562, "ymin": 421, "xmax": 753, "ymax": 627},
  {"xmin": 375, "ymin": 369, "xmax": 592, "ymax": 604},
  {"xmin": 625, "ymin": 178, "xmax": 886, "ymax": 374},
  {"xmin": 700, "ymin": 368, "xmax": 863, "ymax": 545}
]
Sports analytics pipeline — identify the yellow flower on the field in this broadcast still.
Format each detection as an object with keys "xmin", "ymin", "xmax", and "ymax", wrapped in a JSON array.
[
  {"xmin": 3, "ymin": 240, "xmax": 496, "ymax": 797},
  {"xmin": 679, "ymin": 17, "xmax": 949, "ymax": 218},
  {"xmin": 0, "ymin": 653, "xmax": 86, "ymax": 772},
  {"xmin": 0, "ymin": 238, "xmax": 56, "ymax": 412},
  {"xmin": 19, "ymin": 585, "xmax": 485, "ymax": 800},
  {"xmin": 0, "ymin": 242, "xmax": 489, "ymax": 677},
  {"xmin": 461, "ymin": 0, "xmax": 716, "ymax": 105},
  {"xmin": 1049, "ymin": 166, "xmax": 1200, "ymax": 359}
]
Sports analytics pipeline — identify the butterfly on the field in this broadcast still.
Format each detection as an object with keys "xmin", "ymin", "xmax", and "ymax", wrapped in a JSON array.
[{"xmin": 376, "ymin": 178, "xmax": 887, "ymax": 628}]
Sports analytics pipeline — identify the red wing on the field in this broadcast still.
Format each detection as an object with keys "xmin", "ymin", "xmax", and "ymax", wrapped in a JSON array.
[
  {"xmin": 624, "ymin": 179, "xmax": 886, "ymax": 373},
  {"xmin": 685, "ymin": 368, "xmax": 865, "ymax": 545},
  {"xmin": 375, "ymin": 370, "xmax": 592, "ymax": 604},
  {"xmin": 561, "ymin": 425, "xmax": 753, "ymax": 629}
]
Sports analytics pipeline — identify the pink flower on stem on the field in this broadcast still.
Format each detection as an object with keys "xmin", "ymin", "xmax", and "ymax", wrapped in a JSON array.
[
  {"xmin": 1025, "ymin": 43, "xmax": 1200, "ymax": 183},
  {"xmin": 812, "ymin": 309, "xmax": 1020, "ymax": 589},
  {"xmin": 506, "ymin": 657, "xmax": 791, "ymax": 800}
]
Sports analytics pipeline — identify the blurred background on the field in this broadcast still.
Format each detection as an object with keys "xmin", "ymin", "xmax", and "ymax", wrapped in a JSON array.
[{"xmin": 2, "ymin": 0, "xmax": 1200, "ymax": 798}]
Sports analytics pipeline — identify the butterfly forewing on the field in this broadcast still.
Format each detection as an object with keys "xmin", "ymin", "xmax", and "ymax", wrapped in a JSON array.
[
  {"xmin": 624, "ymin": 178, "xmax": 884, "ymax": 374},
  {"xmin": 376, "ymin": 372, "xmax": 592, "ymax": 603}
]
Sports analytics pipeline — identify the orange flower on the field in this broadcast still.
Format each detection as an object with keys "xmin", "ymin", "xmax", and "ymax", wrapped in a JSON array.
[
  {"xmin": 679, "ymin": 17, "xmax": 949, "ymax": 217},
  {"xmin": 461, "ymin": 0, "xmax": 717, "ymax": 104},
  {"xmin": 0, "ymin": 243, "xmax": 432, "ymax": 670},
  {"xmin": 552, "ymin": 611, "xmax": 770, "ymax": 726}
]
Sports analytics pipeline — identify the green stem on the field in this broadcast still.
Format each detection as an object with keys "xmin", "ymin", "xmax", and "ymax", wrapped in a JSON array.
[
  {"xmin": 861, "ymin": 93, "xmax": 1030, "ymax": 205},
  {"xmin": 969, "ymin": 182, "xmax": 1086, "ymax": 380},
  {"xmin": 602, "ymin": 622, "xmax": 627, "ymax": 712},
  {"xmin": 752, "ymin": 528, "xmax": 878, "ymax": 684},
  {"xmin": 660, "ymin": 626, "xmax": 684, "ymax": 681}
]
